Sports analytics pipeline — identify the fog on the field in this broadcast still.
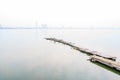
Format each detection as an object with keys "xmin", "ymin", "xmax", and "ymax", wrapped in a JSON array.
[{"xmin": 0, "ymin": 0, "xmax": 120, "ymax": 27}]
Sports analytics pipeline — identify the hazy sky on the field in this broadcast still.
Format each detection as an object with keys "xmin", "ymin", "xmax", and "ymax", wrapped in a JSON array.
[{"xmin": 0, "ymin": 0, "xmax": 120, "ymax": 27}]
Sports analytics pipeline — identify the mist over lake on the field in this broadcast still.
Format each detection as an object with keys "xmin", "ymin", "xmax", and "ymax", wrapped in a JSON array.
[{"xmin": 0, "ymin": 29, "xmax": 120, "ymax": 80}]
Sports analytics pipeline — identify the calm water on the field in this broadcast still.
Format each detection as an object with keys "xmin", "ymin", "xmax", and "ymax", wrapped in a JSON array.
[{"xmin": 0, "ymin": 29, "xmax": 120, "ymax": 80}]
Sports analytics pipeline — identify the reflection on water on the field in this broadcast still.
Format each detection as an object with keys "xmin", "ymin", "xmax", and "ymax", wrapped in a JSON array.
[
  {"xmin": 0, "ymin": 29, "xmax": 120, "ymax": 80},
  {"xmin": 92, "ymin": 62, "xmax": 120, "ymax": 75}
]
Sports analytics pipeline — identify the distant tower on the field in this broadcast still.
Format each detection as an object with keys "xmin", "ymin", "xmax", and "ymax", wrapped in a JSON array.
[
  {"xmin": 0, "ymin": 24, "xmax": 2, "ymax": 28},
  {"xmin": 35, "ymin": 21, "xmax": 38, "ymax": 28}
]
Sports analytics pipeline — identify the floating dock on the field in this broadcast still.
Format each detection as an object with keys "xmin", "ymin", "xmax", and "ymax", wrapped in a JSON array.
[
  {"xmin": 45, "ymin": 38, "xmax": 116, "ymax": 61},
  {"xmin": 90, "ymin": 55, "xmax": 120, "ymax": 71}
]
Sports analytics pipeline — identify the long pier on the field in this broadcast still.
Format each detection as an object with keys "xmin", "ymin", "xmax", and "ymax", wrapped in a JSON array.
[
  {"xmin": 45, "ymin": 38, "xmax": 120, "ymax": 72},
  {"xmin": 45, "ymin": 38, "xmax": 116, "ymax": 61}
]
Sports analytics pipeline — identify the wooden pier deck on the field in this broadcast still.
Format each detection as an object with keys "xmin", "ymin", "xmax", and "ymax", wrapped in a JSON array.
[
  {"xmin": 90, "ymin": 55, "xmax": 120, "ymax": 71},
  {"xmin": 45, "ymin": 38, "xmax": 116, "ymax": 61}
]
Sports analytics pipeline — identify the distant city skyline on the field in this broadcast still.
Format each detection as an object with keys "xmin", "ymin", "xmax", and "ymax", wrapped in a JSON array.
[
  {"xmin": 0, "ymin": 0, "xmax": 120, "ymax": 28},
  {"xmin": 0, "ymin": 24, "xmax": 120, "ymax": 30}
]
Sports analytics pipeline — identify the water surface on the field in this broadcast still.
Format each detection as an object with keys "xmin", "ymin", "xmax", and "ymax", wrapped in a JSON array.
[{"xmin": 0, "ymin": 29, "xmax": 120, "ymax": 80}]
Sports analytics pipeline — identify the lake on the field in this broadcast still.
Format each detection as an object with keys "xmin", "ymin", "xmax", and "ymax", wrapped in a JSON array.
[{"xmin": 0, "ymin": 29, "xmax": 120, "ymax": 80}]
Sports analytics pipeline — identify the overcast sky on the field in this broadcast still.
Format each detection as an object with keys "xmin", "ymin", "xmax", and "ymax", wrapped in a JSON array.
[{"xmin": 0, "ymin": 0, "xmax": 120, "ymax": 27}]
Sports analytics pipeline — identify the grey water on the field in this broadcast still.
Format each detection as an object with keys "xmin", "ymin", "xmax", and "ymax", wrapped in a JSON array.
[{"xmin": 0, "ymin": 29, "xmax": 120, "ymax": 80}]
